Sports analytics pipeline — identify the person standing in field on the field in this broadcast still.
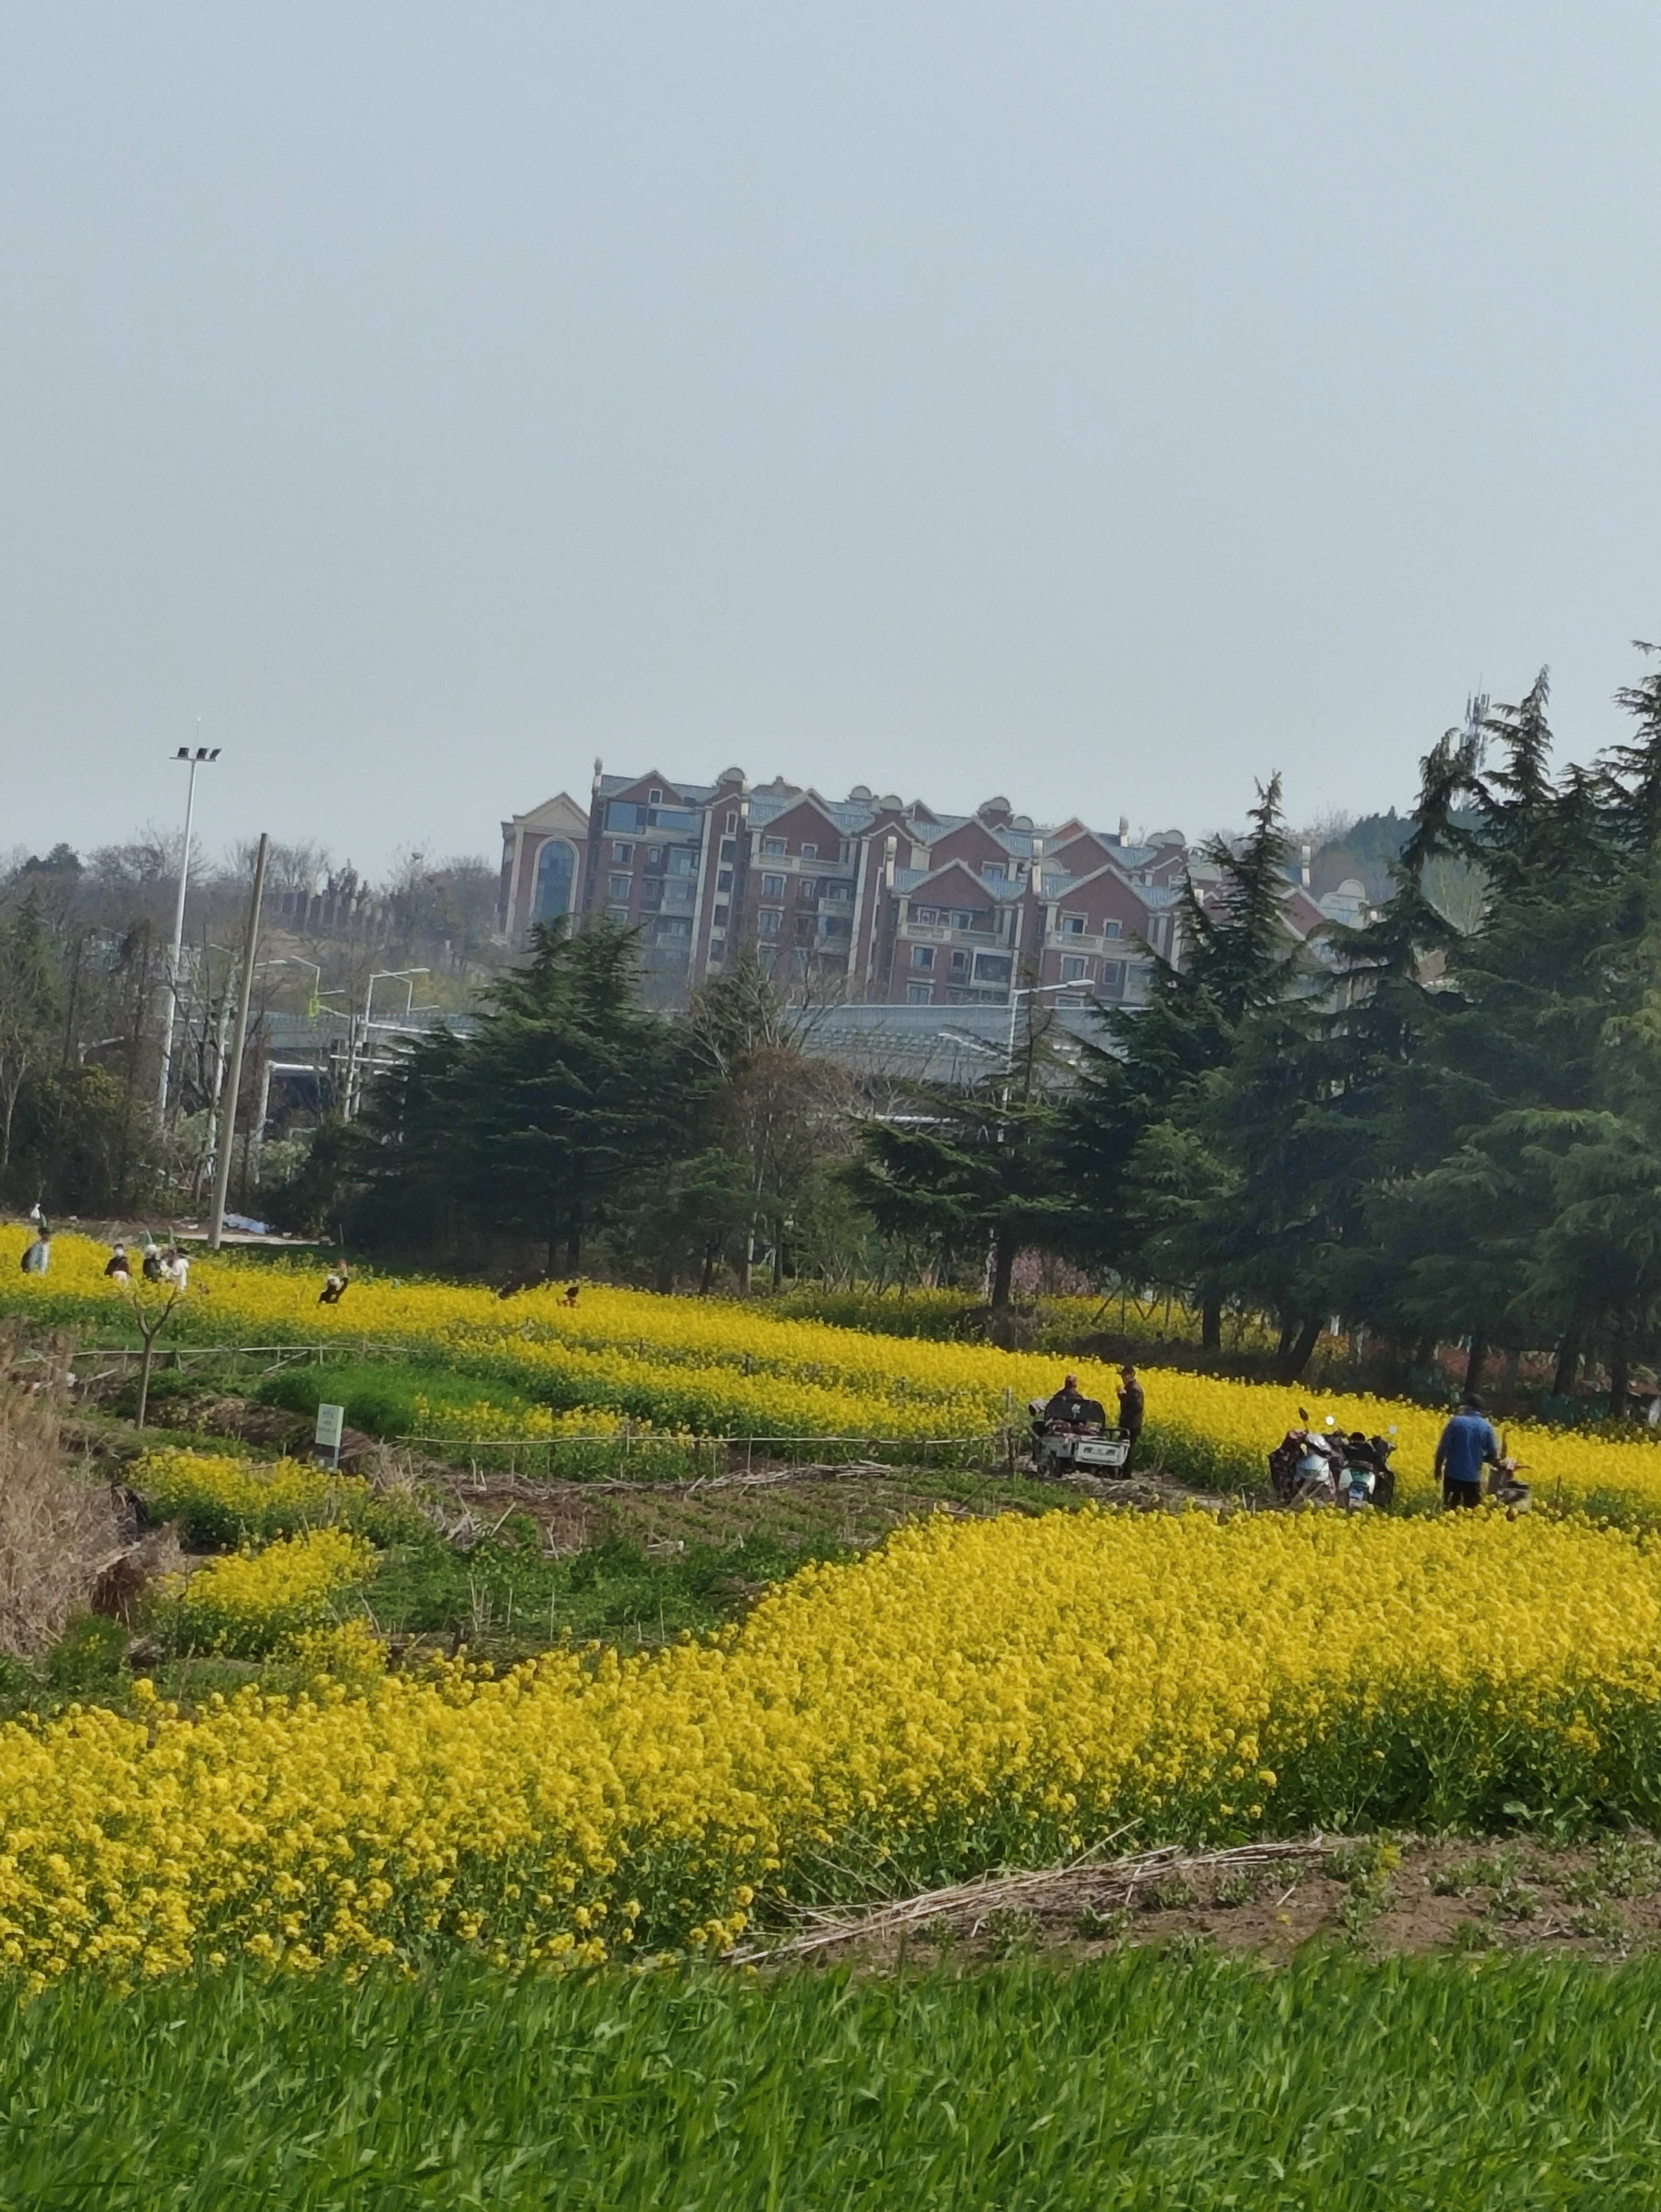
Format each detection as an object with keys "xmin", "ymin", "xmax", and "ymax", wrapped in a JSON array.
[
  {"xmin": 1435, "ymin": 1394, "xmax": 1500, "ymax": 1508},
  {"xmin": 1118, "ymin": 1364, "xmax": 1145, "ymax": 1470},
  {"xmin": 105, "ymin": 1242, "xmax": 130, "ymax": 1281},
  {"xmin": 20, "ymin": 1227, "xmax": 51, "ymax": 1275}
]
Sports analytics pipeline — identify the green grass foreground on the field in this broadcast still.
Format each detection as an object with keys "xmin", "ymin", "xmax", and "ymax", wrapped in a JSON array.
[{"xmin": 4, "ymin": 1953, "xmax": 1659, "ymax": 2209}]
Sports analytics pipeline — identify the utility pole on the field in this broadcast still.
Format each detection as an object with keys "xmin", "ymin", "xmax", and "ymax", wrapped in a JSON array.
[
  {"xmin": 208, "ymin": 834, "xmax": 268, "ymax": 1250},
  {"xmin": 157, "ymin": 741, "xmax": 220, "ymax": 1121}
]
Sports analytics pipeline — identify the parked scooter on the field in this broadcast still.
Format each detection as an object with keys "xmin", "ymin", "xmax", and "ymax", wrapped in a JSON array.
[{"xmin": 1268, "ymin": 1409, "xmax": 1397, "ymax": 1511}]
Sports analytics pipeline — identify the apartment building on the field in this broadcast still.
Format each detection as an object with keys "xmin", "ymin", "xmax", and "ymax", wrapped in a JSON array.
[{"xmin": 499, "ymin": 763, "xmax": 1194, "ymax": 1008}]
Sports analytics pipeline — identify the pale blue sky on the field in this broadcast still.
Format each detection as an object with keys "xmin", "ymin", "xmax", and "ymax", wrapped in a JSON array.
[{"xmin": 3, "ymin": 2, "xmax": 1658, "ymax": 870}]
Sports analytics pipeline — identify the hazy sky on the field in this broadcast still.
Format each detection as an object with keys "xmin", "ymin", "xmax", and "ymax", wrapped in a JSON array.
[{"xmin": 3, "ymin": 2, "xmax": 1659, "ymax": 874}]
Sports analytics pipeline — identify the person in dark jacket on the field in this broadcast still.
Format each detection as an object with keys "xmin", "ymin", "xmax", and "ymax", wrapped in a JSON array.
[
  {"xmin": 105, "ymin": 1243, "xmax": 131, "ymax": 1281},
  {"xmin": 1118, "ymin": 1365, "xmax": 1145, "ymax": 1471},
  {"xmin": 1042, "ymin": 1373, "xmax": 1091, "ymax": 1426}
]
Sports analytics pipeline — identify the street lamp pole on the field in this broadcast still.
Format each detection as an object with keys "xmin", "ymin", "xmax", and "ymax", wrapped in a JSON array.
[
  {"xmin": 1005, "ymin": 980, "xmax": 1073, "ymax": 1076},
  {"xmin": 344, "ymin": 968, "xmax": 429, "ymax": 1119},
  {"xmin": 156, "ymin": 742, "xmax": 221, "ymax": 1121}
]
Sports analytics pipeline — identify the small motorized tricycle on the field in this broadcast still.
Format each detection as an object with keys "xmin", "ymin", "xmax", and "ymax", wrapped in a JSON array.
[{"xmin": 1027, "ymin": 1396, "xmax": 1133, "ymax": 1478}]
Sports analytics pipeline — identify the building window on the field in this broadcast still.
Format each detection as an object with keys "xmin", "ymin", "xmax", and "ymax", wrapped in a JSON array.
[
  {"xmin": 950, "ymin": 949, "xmax": 969, "ymax": 975},
  {"xmin": 1104, "ymin": 919, "xmax": 1123, "ymax": 938},
  {"xmin": 840, "ymin": 840, "xmax": 855, "ymax": 863},
  {"xmin": 720, "ymin": 837, "xmax": 737, "ymax": 861},
  {"xmin": 717, "ymin": 868, "xmax": 733, "ymax": 892},
  {"xmin": 646, "ymin": 846, "xmax": 664, "ymax": 869},
  {"xmin": 725, "ymin": 810, "xmax": 738, "ymax": 832},
  {"xmin": 906, "ymin": 983, "xmax": 932, "ymax": 1003},
  {"xmin": 655, "ymin": 917, "xmax": 690, "ymax": 938},
  {"xmin": 982, "ymin": 863, "xmax": 1005, "ymax": 882},
  {"xmin": 819, "ymin": 914, "xmax": 851, "ymax": 939},
  {"xmin": 611, "ymin": 841, "xmax": 634, "ymax": 865},
  {"xmin": 667, "ymin": 847, "xmax": 698, "ymax": 876},
  {"xmin": 605, "ymin": 904, "xmax": 631, "ymax": 926},
  {"xmin": 1099, "ymin": 961, "xmax": 1127, "ymax": 996},
  {"xmin": 824, "ymin": 880, "xmax": 853, "ymax": 902},
  {"xmin": 605, "ymin": 802, "xmax": 644, "ymax": 832},
  {"xmin": 608, "ymin": 873, "xmax": 632, "ymax": 901},
  {"xmin": 913, "ymin": 906, "xmax": 937, "ymax": 926},
  {"xmin": 951, "ymin": 910, "xmax": 973, "ymax": 931},
  {"xmin": 712, "ymin": 904, "xmax": 730, "ymax": 929},
  {"xmin": 531, "ymin": 838, "xmax": 576, "ymax": 922},
  {"xmin": 912, "ymin": 945, "xmax": 935, "ymax": 970},
  {"xmin": 1061, "ymin": 912, "xmax": 1086, "ymax": 937},
  {"xmin": 1060, "ymin": 954, "xmax": 1090, "ymax": 983},
  {"xmin": 797, "ymin": 879, "xmax": 819, "ymax": 901},
  {"xmin": 763, "ymin": 837, "xmax": 786, "ymax": 856},
  {"xmin": 762, "ymin": 873, "xmax": 786, "ymax": 898},
  {"xmin": 757, "ymin": 907, "xmax": 782, "ymax": 935},
  {"xmin": 973, "ymin": 951, "xmax": 1012, "ymax": 984},
  {"xmin": 649, "ymin": 787, "xmax": 663, "ymax": 804},
  {"xmin": 801, "ymin": 842, "xmax": 817, "ymax": 860}
]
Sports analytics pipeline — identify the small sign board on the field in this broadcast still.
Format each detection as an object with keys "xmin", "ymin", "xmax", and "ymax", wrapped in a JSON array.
[{"xmin": 314, "ymin": 1402, "xmax": 345, "ymax": 1470}]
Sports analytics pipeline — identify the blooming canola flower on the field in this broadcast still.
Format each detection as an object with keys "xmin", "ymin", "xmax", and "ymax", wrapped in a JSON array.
[{"xmin": 3, "ymin": 1508, "xmax": 1661, "ymax": 1986}]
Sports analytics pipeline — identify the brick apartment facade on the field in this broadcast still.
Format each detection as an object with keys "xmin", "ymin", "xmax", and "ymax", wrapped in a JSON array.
[{"xmin": 500, "ymin": 764, "xmax": 1207, "ymax": 1010}]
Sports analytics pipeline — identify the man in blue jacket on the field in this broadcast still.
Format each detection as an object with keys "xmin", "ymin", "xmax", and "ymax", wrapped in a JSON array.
[{"xmin": 1435, "ymin": 1394, "xmax": 1501, "ymax": 1508}]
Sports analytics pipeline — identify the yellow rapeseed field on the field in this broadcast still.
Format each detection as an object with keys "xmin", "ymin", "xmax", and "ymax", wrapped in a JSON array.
[
  {"xmin": 10, "ymin": 1229, "xmax": 1661, "ymax": 1513},
  {"xmin": 2, "ymin": 1508, "xmax": 1660, "ymax": 1985}
]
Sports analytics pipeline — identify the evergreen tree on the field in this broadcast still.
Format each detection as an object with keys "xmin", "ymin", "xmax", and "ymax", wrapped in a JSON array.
[
  {"xmin": 849, "ymin": 1002, "xmax": 1069, "ymax": 1315},
  {"xmin": 1060, "ymin": 776, "xmax": 1304, "ymax": 1344},
  {"xmin": 358, "ymin": 920, "xmax": 687, "ymax": 1265}
]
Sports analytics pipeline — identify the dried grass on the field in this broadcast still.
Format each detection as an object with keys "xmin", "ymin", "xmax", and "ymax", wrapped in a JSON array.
[
  {"xmin": 0, "ymin": 1332, "xmax": 121, "ymax": 1657},
  {"xmin": 731, "ymin": 1838, "xmax": 1339, "ymax": 1963}
]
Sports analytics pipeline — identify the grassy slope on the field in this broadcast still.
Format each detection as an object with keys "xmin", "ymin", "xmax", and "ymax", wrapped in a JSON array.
[{"xmin": 4, "ymin": 1952, "xmax": 1658, "ymax": 2209}]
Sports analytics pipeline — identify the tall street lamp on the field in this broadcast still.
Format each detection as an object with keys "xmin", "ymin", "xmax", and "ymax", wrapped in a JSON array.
[
  {"xmin": 156, "ymin": 743, "xmax": 221, "ymax": 1121},
  {"xmin": 344, "ymin": 968, "xmax": 429, "ymax": 1119}
]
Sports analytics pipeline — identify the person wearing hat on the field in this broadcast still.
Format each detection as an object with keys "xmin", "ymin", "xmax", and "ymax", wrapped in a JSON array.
[
  {"xmin": 1434, "ymin": 1393, "xmax": 1500, "ymax": 1509},
  {"xmin": 105, "ymin": 1242, "xmax": 131, "ymax": 1281}
]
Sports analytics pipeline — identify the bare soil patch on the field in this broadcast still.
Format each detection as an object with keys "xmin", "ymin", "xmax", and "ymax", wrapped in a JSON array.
[{"xmin": 745, "ymin": 1834, "xmax": 1661, "ymax": 1970}]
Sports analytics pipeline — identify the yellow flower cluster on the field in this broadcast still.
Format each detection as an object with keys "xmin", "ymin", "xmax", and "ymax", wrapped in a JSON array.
[
  {"xmin": 158, "ymin": 1528, "xmax": 378, "ymax": 1657},
  {"xmin": 133, "ymin": 1447, "xmax": 352, "ymax": 1547},
  {"xmin": 3, "ymin": 1508, "xmax": 1661, "ymax": 1985},
  {"xmin": 11, "ymin": 1230, "xmax": 1661, "ymax": 1512}
]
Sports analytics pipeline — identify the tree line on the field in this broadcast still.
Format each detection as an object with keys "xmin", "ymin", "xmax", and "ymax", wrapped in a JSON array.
[
  {"xmin": 321, "ymin": 645, "xmax": 1661, "ymax": 1404},
  {"xmin": 0, "ymin": 832, "xmax": 503, "ymax": 1216},
  {"xmin": 13, "ymin": 646, "xmax": 1661, "ymax": 1414}
]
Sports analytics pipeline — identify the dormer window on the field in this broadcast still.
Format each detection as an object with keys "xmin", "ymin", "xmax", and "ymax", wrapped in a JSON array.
[
  {"xmin": 649, "ymin": 787, "xmax": 663, "ymax": 805},
  {"xmin": 801, "ymin": 842, "xmax": 817, "ymax": 860},
  {"xmin": 1061, "ymin": 913, "xmax": 1087, "ymax": 937}
]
